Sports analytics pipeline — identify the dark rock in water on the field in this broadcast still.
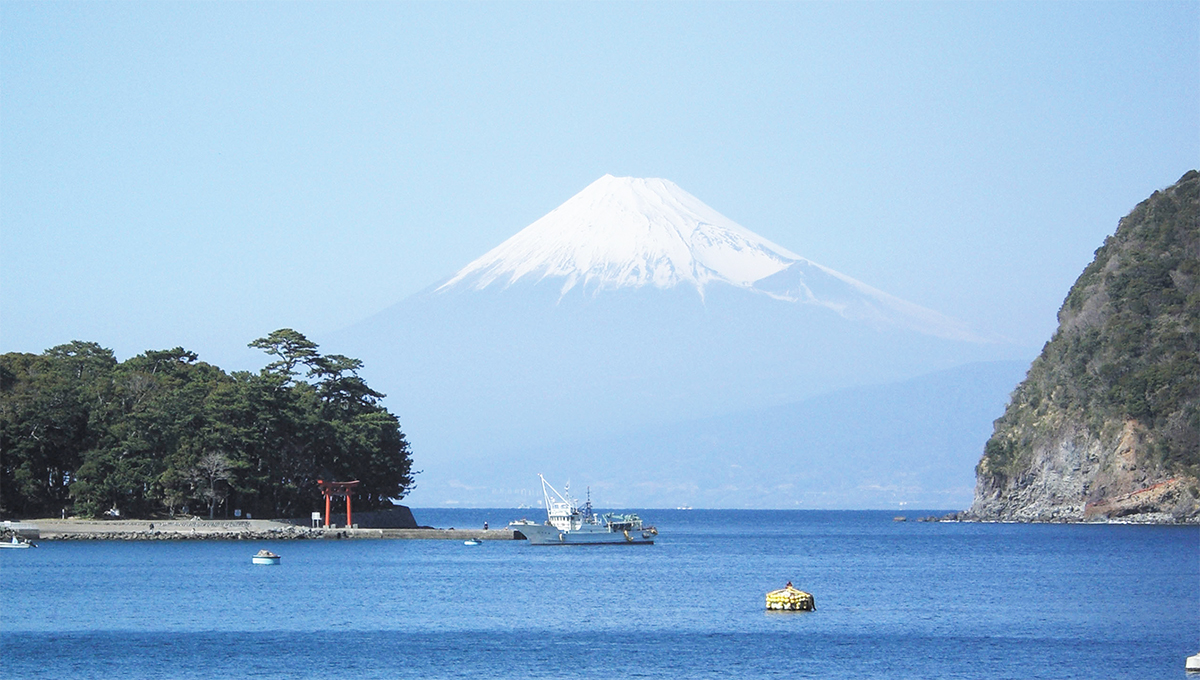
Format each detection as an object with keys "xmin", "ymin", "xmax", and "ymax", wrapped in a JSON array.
[{"xmin": 969, "ymin": 171, "xmax": 1200, "ymax": 524}]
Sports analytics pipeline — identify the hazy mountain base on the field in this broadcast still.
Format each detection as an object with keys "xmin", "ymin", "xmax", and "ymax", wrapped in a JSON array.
[
  {"xmin": 395, "ymin": 360, "xmax": 1030, "ymax": 509},
  {"xmin": 969, "ymin": 171, "xmax": 1200, "ymax": 523}
]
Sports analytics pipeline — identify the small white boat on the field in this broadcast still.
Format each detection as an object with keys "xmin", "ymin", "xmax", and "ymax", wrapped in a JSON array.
[
  {"xmin": 252, "ymin": 549, "xmax": 281, "ymax": 565},
  {"xmin": 0, "ymin": 536, "xmax": 34, "ymax": 549},
  {"xmin": 463, "ymin": 539, "xmax": 482, "ymax": 546}
]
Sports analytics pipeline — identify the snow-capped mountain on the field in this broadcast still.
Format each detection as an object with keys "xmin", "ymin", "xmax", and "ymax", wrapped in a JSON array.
[
  {"xmin": 437, "ymin": 175, "xmax": 980, "ymax": 341},
  {"xmin": 440, "ymin": 175, "xmax": 798, "ymax": 294},
  {"xmin": 328, "ymin": 175, "xmax": 1024, "ymax": 508}
]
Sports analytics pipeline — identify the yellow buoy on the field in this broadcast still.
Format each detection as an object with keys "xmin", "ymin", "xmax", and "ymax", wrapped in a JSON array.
[{"xmin": 765, "ymin": 582, "xmax": 815, "ymax": 611}]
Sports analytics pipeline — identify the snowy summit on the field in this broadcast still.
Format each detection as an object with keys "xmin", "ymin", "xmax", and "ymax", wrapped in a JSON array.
[
  {"xmin": 438, "ymin": 174, "xmax": 800, "ymax": 296},
  {"xmin": 437, "ymin": 174, "xmax": 982, "ymax": 341}
]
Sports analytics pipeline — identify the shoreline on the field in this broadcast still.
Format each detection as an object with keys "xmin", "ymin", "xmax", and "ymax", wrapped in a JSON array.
[
  {"xmin": 3, "ymin": 511, "xmax": 1192, "ymax": 542},
  {"xmin": 1, "ymin": 518, "xmax": 517, "ymax": 541}
]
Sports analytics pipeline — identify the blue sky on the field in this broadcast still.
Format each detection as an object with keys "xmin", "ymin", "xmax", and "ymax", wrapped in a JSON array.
[{"xmin": 3, "ymin": 1, "xmax": 1197, "ymax": 372}]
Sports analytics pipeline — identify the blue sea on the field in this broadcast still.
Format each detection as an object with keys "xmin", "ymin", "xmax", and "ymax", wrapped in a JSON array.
[{"xmin": 2, "ymin": 510, "xmax": 1197, "ymax": 679}]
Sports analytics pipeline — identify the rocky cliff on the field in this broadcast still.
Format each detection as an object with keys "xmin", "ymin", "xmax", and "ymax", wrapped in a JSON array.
[{"xmin": 970, "ymin": 171, "xmax": 1200, "ymax": 523}]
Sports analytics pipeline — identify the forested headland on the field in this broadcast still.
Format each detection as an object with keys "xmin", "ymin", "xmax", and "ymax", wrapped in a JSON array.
[
  {"xmin": 0, "ymin": 329, "xmax": 415, "ymax": 520},
  {"xmin": 970, "ymin": 170, "xmax": 1199, "ymax": 522}
]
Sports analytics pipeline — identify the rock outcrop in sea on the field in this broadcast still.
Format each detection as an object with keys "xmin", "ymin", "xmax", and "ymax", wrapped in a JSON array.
[{"xmin": 969, "ymin": 171, "xmax": 1200, "ymax": 523}]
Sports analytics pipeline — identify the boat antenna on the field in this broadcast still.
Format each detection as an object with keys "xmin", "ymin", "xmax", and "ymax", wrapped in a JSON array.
[{"xmin": 583, "ymin": 486, "xmax": 594, "ymax": 522}]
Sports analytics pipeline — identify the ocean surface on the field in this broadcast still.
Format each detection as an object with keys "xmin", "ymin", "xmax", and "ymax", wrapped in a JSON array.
[{"xmin": 2, "ymin": 509, "xmax": 1197, "ymax": 679}]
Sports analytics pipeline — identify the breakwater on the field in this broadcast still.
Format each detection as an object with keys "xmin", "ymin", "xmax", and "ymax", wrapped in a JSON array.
[{"xmin": 1, "ymin": 519, "xmax": 517, "ymax": 541}]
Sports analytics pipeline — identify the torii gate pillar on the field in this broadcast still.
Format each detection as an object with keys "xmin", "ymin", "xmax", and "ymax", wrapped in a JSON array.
[{"xmin": 317, "ymin": 480, "xmax": 361, "ymax": 528}]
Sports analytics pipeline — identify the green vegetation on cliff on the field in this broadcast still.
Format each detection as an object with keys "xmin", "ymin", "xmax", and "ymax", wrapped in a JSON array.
[
  {"xmin": 0, "ymin": 329, "xmax": 415, "ymax": 519},
  {"xmin": 976, "ymin": 171, "xmax": 1199, "ymax": 518}
]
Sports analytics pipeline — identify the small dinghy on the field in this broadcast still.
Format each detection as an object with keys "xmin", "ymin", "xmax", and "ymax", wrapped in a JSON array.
[
  {"xmin": 252, "ymin": 549, "xmax": 281, "ymax": 565},
  {"xmin": 463, "ymin": 539, "xmax": 482, "ymax": 546},
  {"xmin": 0, "ymin": 536, "xmax": 34, "ymax": 549}
]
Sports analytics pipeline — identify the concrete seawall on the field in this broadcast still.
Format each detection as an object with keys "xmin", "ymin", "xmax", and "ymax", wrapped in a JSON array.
[{"xmin": 2, "ymin": 519, "xmax": 518, "ymax": 541}]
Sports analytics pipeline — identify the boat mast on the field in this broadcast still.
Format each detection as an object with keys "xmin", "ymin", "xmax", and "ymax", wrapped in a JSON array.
[
  {"xmin": 540, "ymin": 473, "xmax": 553, "ymax": 522},
  {"xmin": 583, "ymin": 486, "xmax": 594, "ymax": 523}
]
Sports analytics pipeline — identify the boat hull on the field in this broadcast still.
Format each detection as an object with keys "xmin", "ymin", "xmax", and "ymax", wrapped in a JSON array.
[
  {"xmin": 252, "ymin": 556, "xmax": 281, "ymax": 565},
  {"xmin": 511, "ymin": 523, "xmax": 654, "ymax": 545}
]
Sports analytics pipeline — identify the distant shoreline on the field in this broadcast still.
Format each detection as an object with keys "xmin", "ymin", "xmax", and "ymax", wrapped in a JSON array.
[
  {"xmin": 2, "ymin": 511, "xmax": 1192, "ymax": 542},
  {"xmin": 0, "ymin": 518, "xmax": 516, "ymax": 541}
]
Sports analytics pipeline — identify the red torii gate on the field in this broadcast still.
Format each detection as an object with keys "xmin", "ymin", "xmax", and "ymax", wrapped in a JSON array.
[{"xmin": 317, "ymin": 479, "xmax": 360, "ymax": 528}]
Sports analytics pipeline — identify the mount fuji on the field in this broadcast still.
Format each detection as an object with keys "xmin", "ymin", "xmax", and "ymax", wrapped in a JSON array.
[
  {"xmin": 327, "ymin": 176, "xmax": 1025, "ymax": 508},
  {"xmin": 438, "ymin": 175, "xmax": 981, "ymax": 341}
]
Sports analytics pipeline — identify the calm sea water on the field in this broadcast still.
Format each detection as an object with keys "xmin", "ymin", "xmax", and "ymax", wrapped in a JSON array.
[{"xmin": 1, "ymin": 510, "xmax": 1197, "ymax": 679}]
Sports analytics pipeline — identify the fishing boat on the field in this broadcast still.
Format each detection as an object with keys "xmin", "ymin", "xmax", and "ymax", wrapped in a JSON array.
[
  {"xmin": 0, "ymin": 536, "xmax": 34, "ymax": 549},
  {"xmin": 507, "ymin": 475, "xmax": 657, "ymax": 545},
  {"xmin": 463, "ymin": 538, "xmax": 482, "ymax": 546},
  {"xmin": 252, "ymin": 549, "xmax": 281, "ymax": 565}
]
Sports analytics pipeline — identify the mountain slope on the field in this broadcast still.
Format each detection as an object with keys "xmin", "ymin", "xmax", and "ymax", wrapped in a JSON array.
[
  {"xmin": 437, "ymin": 175, "xmax": 982, "ymax": 341},
  {"xmin": 440, "ymin": 175, "xmax": 799, "ymax": 294},
  {"xmin": 970, "ymin": 170, "xmax": 1200, "ymax": 523},
  {"xmin": 442, "ymin": 360, "xmax": 1030, "ymax": 509},
  {"xmin": 328, "ymin": 175, "xmax": 1023, "ymax": 507}
]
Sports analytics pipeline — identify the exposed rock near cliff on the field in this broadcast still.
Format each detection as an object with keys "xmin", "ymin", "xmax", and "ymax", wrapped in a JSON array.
[{"xmin": 970, "ymin": 171, "xmax": 1200, "ymax": 523}]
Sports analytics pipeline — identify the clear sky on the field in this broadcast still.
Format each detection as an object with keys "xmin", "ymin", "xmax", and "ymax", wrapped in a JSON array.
[{"xmin": 3, "ymin": 1, "xmax": 1197, "ymax": 373}]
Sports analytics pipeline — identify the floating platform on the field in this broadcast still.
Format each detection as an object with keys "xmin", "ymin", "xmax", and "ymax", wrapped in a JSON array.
[{"xmin": 766, "ymin": 583, "xmax": 815, "ymax": 611}]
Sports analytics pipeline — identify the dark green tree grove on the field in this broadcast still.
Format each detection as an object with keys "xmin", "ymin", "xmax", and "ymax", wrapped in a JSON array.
[
  {"xmin": 0, "ymin": 342, "xmax": 115, "ymax": 517},
  {"xmin": 0, "ymin": 330, "xmax": 414, "ymax": 519}
]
